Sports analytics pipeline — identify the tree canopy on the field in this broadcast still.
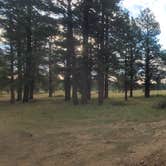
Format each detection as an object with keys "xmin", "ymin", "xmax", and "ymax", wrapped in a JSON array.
[{"xmin": 0, "ymin": 0, "xmax": 165, "ymax": 104}]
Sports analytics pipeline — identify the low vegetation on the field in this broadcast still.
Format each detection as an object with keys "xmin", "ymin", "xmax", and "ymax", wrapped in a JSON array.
[
  {"xmin": 155, "ymin": 100, "xmax": 166, "ymax": 110},
  {"xmin": 0, "ymin": 91, "xmax": 165, "ymax": 165}
]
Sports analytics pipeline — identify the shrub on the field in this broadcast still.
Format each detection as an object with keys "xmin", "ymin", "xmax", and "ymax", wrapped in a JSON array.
[{"xmin": 155, "ymin": 100, "xmax": 166, "ymax": 109}]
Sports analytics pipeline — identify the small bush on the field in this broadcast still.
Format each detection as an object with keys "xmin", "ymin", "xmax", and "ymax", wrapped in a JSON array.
[{"xmin": 155, "ymin": 100, "xmax": 166, "ymax": 110}]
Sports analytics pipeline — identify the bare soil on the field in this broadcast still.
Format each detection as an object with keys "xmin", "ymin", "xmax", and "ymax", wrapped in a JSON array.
[{"xmin": 0, "ymin": 120, "xmax": 166, "ymax": 166}]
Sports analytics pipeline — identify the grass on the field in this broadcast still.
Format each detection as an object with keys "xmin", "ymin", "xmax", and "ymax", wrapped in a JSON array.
[
  {"xmin": 0, "ymin": 90, "xmax": 165, "ymax": 132},
  {"xmin": 0, "ymin": 90, "xmax": 166, "ymax": 165}
]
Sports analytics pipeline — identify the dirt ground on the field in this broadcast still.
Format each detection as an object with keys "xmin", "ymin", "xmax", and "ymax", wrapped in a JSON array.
[{"xmin": 0, "ymin": 120, "xmax": 166, "ymax": 166}]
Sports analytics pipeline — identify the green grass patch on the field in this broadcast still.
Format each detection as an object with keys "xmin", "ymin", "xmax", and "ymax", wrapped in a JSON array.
[{"xmin": 0, "ymin": 91, "xmax": 165, "ymax": 133}]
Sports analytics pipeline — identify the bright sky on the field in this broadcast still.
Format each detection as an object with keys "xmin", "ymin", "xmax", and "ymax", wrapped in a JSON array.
[{"xmin": 122, "ymin": 0, "xmax": 166, "ymax": 50}]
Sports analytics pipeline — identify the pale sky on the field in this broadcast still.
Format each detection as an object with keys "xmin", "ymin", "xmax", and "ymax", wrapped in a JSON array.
[{"xmin": 122, "ymin": 0, "xmax": 166, "ymax": 49}]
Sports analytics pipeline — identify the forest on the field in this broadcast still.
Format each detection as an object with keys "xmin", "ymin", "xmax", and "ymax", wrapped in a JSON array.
[
  {"xmin": 0, "ymin": 0, "xmax": 166, "ymax": 165},
  {"xmin": 0, "ymin": 0, "xmax": 165, "ymax": 104}
]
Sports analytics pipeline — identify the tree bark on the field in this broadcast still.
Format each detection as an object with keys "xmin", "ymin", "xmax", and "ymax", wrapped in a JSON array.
[
  {"xmin": 48, "ymin": 40, "xmax": 53, "ymax": 98},
  {"xmin": 67, "ymin": 0, "xmax": 78, "ymax": 105},
  {"xmin": 9, "ymin": 14, "xmax": 15, "ymax": 104},
  {"xmin": 81, "ymin": 0, "xmax": 90, "ymax": 104},
  {"xmin": 9, "ymin": 40, "xmax": 15, "ymax": 104},
  {"xmin": 29, "ymin": 81, "xmax": 34, "ymax": 100},
  {"xmin": 64, "ymin": 61, "xmax": 71, "ymax": 101},
  {"xmin": 104, "ymin": 71, "xmax": 109, "ymax": 99},
  {"xmin": 64, "ymin": 38, "xmax": 71, "ymax": 101},
  {"xmin": 129, "ymin": 46, "xmax": 134, "ymax": 98},
  {"xmin": 104, "ymin": 16, "xmax": 109, "ymax": 99},
  {"xmin": 124, "ymin": 54, "xmax": 128, "ymax": 101},
  {"xmin": 98, "ymin": 2, "xmax": 105, "ymax": 105},
  {"xmin": 16, "ymin": 40, "xmax": 23, "ymax": 101},
  {"xmin": 29, "ymin": 40, "xmax": 38, "ymax": 101},
  {"xmin": 23, "ymin": 1, "xmax": 32, "ymax": 103},
  {"xmin": 145, "ymin": 39, "xmax": 150, "ymax": 98},
  {"xmin": 87, "ymin": 44, "xmax": 92, "ymax": 100},
  {"xmin": 98, "ymin": 61, "xmax": 104, "ymax": 104}
]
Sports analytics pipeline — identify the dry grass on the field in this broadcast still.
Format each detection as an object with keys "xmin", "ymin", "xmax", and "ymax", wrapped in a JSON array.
[{"xmin": 0, "ymin": 90, "xmax": 166, "ymax": 166}]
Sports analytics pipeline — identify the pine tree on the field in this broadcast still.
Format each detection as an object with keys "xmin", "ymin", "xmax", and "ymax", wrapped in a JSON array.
[{"xmin": 137, "ymin": 8, "xmax": 160, "ymax": 97}]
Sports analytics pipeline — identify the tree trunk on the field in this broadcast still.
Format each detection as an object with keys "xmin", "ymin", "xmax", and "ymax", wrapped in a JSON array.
[
  {"xmin": 81, "ymin": 0, "xmax": 90, "ymax": 104},
  {"xmin": 64, "ymin": 37, "xmax": 71, "ymax": 101},
  {"xmin": 145, "ymin": 60, "xmax": 150, "ymax": 97},
  {"xmin": 72, "ymin": 59, "xmax": 79, "ymax": 105},
  {"xmin": 124, "ymin": 54, "xmax": 128, "ymax": 101},
  {"xmin": 98, "ymin": 3, "xmax": 105, "ymax": 105},
  {"xmin": 29, "ymin": 79, "xmax": 34, "ymax": 100},
  {"xmin": 23, "ymin": 1, "xmax": 32, "ymax": 103},
  {"xmin": 8, "ymin": 14, "xmax": 15, "ymax": 104},
  {"xmin": 98, "ymin": 65, "xmax": 104, "ymax": 105},
  {"xmin": 64, "ymin": 63, "xmax": 71, "ymax": 101},
  {"xmin": 145, "ymin": 39, "xmax": 150, "ymax": 98},
  {"xmin": 17, "ymin": 44, "xmax": 23, "ymax": 101},
  {"xmin": 67, "ymin": 0, "xmax": 78, "ymax": 105},
  {"xmin": 9, "ymin": 40, "xmax": 15, "ymax": 104},
  {"xmin": 48, "ymin": 40, "xmax": 53, "ymax": 97},
  {"xmin": 104, "ymin": 71, "xmax": 109, "ymax": 99},
  {"xmin": 104, "ymin": 16, "xmax": 109, "ymax": 99},
  {"xmin": 87, "ymin": 44, "xmax": 93, "ymax": 100},
  {"xmin": 129, "ymin": 46, "xmax": 134, "ymax": 98}
]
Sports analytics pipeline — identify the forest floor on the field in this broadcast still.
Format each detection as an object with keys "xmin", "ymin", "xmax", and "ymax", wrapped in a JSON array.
[{"xmin": 0, "ymin": 90, "xmax": 166, "ymax": 166}]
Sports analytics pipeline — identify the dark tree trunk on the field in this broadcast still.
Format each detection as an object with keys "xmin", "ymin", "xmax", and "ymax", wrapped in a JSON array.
[
  {"xmin": 81, "ymin": 0, "xmax": 90, "ymax": 104},
  {"xmin": 64, "ymin": 78, "xmax": 71, "ymax": 101},
  {"xmin": 64, "ymin": 1, "xmax": 74, "ymax": 102},
  {"xmin": 64, "ymin": 62, "xmax": 71, "ymax": 101},
  {"xmin": 23, "ymin": 1, "xmax": 32, "ymax": 103},
  {"xmin": 129, "ymin": 46, "xmax": 134, "ymax": 98},
  {"xmin": 98, "ymin": 63, "xmax": 104, "ymax": 105},
  {"xmin": 104, "ymin": 71, "xmax": 109, "ymax": 99},
  {"xmin": 98, "ymin": 3, "xmax": 105, "ymax": 105},
  {"xmin": 145, "ymin": 58, "xmax": 150, "ymax": 97},
  {"xmin": 124, "ymin": 55, "xmax": 128, "ymax": 101},
  {"xmin": 87, "ymin": 64, "xmax": 91, "ymax": 100},
  {"xmin": 67, "ymin": 0, "xmax": 78, "ymax": 105},
  {"xmin": 72, "ymin": 58, "xmax": 79, "ymax": 105},
  {"xmin": 23, "ymin": 82, "xmax": 30, "ymax": 102},
  {"xmin": 80, "ymin": 59, "xmax": 89, "ymax": 104},
  {"xmin": 29, "ymin": 79, "xmax": 34, "ymax": 100},
  {"xmin": 16, "ymin": 40, "xmax": 23, "ymax": 101},
  {"xmin": 17, "ymin": 84, "xmax": 22, "ymax": 101},
  {"xmin": 9, "ymin": 40, "xmax": 15, "ymax": 104},
  {"xmin": 64, "ymin": 37, "xmax": 71, "ymax": 101},
  {"xmin": 48, "ymin": 41, "xmax": 53, "ymax": 98},
  {"xmin": 8, "ymin": 14, "xmax": 15, "ymax": 104},
  {"xmin": 29, "ymin": 58, "xmax": 36, "ymax": 101},
  {"xmin": 104, "ymin": 16, "xmax": 109, "ymax": 99},
  {"xmin": 72, "ymin": 85, "xmax": 78, "ymax": 105},
  {"xmin": 145, "ymin": 40, "xmax": 150, "ymax": 98},
  {"xmin": 29, "ymin": 65, "xmax": 35, "ymax": 100},
  {"xmin": 15, "ymin": 13, "xmax": 23, "ymax": 101},
  {"xmin": 14, "ymin": 0, "xmax": 23, "ymax": 96},
  {"xmin": 87, "ymin": 44, "xmax": 93, "ymax": 100},
  {"xmin": 29, "ymin": 40, "xmax": 39, "ymax": 100}
]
